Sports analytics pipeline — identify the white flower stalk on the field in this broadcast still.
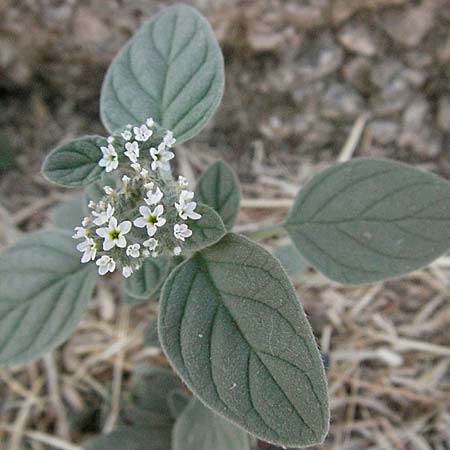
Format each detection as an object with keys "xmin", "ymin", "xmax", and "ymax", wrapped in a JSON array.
[
  {"xmin": 134, "ymin": 124, "xmax": 152, "ymax": 142},
  {"xmin": 77, "ymin": 238, "xmax": 98, "ymax": 263},
  {"xmin": 133, "ymin": 205, "xmax": 166, "ymax": 236},
  {"xmin": 124, "ymin": 141, "xmax": 140, "ymax": 163},
  {"xmin": 126, "ymin": 243, "xmax": 141, "ymax": 258},
  {"xmin": 174, "ymin": 223, "xmax": 192, "ymax": 241},
  {"xmin": 99, "ymin": 144, "xmax": 119, "ymax": 172},
  {"xmin": 150, "ymin": 146, "xmax": 174, "ymax": 171},
  {"xmin": 96, "ymin": 255, "xmax": 116, "ymax": 275},
  {"xmin": 92, "ymin": 203, "xmax": 115, "ymax": 226},
  {"xmin": 96, "ymin": 217, "xmax": 132, "ymax": 251}
]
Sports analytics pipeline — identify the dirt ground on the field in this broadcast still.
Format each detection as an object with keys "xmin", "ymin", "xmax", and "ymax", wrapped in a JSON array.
[{"xmin": 0, "ymin": 0, "xmax": 450, "ymax": 449}]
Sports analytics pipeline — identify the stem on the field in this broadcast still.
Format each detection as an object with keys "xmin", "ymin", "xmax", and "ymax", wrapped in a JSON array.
[{"xmin": 243, "ymin": 223, "xmax": 286, "ymax": 241}]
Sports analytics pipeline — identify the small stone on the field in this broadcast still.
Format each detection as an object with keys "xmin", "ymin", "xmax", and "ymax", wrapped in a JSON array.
[
  {"xmin": 437, "ymin": 96, "xmax": 450, "ymax": 132},
  {"xmin": 437, "ymin": 32, "xmax": 450, "ymax": 64},
  {"xmin": 342, "ymin": 57, "xmax": 374, "ymax": 94},
  {"xmin": 368, "ymin": 120, "xmax": 399, "ymax": 145},
  {"xmin": 321, "ymin": 82, "xmax": 365, "ymax": 120},
  {"xmin": 331, "ymin": 0, "xmax": 407, "ymax": 24},
  {"xmin": 337, "ymin": 21, "xmax": 379, "ymax": 56},
  {"xmin": 284, "ymin": 4, "xmax": 325, "ymax": 30}
]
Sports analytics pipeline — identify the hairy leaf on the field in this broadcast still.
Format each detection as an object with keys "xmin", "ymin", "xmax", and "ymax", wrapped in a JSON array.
[
  {"xmin": 195, "ymin": 160, "xmax": 241, "ymax": 230},
  {"xmin": 0, "ymin": 230, "xmax": 97, "ymax": 365},
  {"xmin": 83, "ymin": 426, "xmax": 171, "ymax": 450},
  {"xmin": 42, "ymin": 136, "xmax": 106, "ymax": 187},
  {"xmin": 100, "ymin": 4, "xmax": 224, "ymax": 143},
  {"xmin": 143, "ymin": 317, "xmax": 160, "ymax": 348},
  {"xmin": 183, "ymin": 203, "xmax": 226, "ymax": 252},
  {"xmin": 173, "ymin": 398, "xmax": 250, "ymax": 450},
  {"xmin": 51, "ymin": 193, "xmax": 86, "ymax": 231},
  {"xmin": 167, "ymin": 389, "xmax": 190, "ymax": 419},
  {"xmin": 272, "ymin": 245, "xmax": 310, "ymax": 277},
  {"xmin": 285, "ymin": 158, "xmax": 450, "ymax": 284},
  {"xmin": 123, "ymin": 257, "xmax": 172, "ymax": 303},
  {"xmin": 159, "ymin": 233, "xmax": 329, "ymax": 447}
]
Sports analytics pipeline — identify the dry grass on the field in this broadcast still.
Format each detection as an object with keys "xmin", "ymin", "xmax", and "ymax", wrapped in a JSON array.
[{"xmin": 0, "ymin": 117, "xmax": 449, "ymax": 450}]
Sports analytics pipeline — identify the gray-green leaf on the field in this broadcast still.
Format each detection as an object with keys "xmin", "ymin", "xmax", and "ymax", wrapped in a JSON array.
[
  {"xmin": 173, "ymin": 398, "xmax": 250, "ymax": 450},
  {"xmin": 51, "ymin": 193, "xmax": 86, "ymax": 230},
  {"xmin": 143, "ymin": 317, "xmax": 160, "ymax": 348},
  {"xmin": 195, "ymin": 160, "xmax": 241, "ymax": 230},
  {"xmin": 285, "ymin": 158, "xmax": 450, "ymax": 284},
  {"xmin": 159, "ymin": 233, "xmax": 329, "ymax": 447},
  {"xmin": 42, "ymin": 136, "xmax": 106, "ymax": 187},
  {"xmin": 272, "ymin": 245, "xmax": 310, "ymax": 277},
  {"xmin": 183, "ymin": 203, "xmax": 226, "ymax": 252},
  {"xmin": 0, "ymin": 230, "xmax": 97, "ymax": 366},
  {"xmin": 100, "ymin": 4, "xmax": 224, "ymax": 143},
  {"xmin": 83, "ymin": 426, "xmax": 171, "ymax": 450}
]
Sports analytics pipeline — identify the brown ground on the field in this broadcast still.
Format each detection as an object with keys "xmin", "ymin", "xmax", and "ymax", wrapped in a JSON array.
[{"xmin": 0, "ymin": 1, "xmax": 450, "ymax": 449}]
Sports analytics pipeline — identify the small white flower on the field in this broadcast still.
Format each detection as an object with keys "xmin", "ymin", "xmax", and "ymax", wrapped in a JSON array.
[
  {"xmin": 107, "ymin": 136, "xmax": 114, "ymax": 144},
  {"xmin": 142, "ymin": 249, "xmax": 151, "ymax": 257},
  {"xmin": 126, "ymin": 124, "xmax": 132, "ymax": 129},
  {"xmin": 173, "ymin": 246, "xmax": 182, "ymax": 256},
  {"xmin": 126, "ymin": 243, "xmax": 141, "ymax": 258},
  {"xmin": 104, "ymin": 185, "xmax": 115, "ymax": 195},
  {"xmin": 124, "ymin": 141, "xmax": 139, "ymax": 163},
  {"xmin": 146, "ymin": 118, "xmax": 154, "ymax": 128},
  {"xmin": 144, "ymin": 186, "xmax": 163, "ymax": 206},
  {"xmin": 178, "ymin": 175, "xmax": 188, "ymax": 188},
  {"xmin": 144, "ymin": 181, "xmax": 154, "ymax": 191},
  {"xmin": 149, "ymin": 146, "xmax": 174, "ymax": 171},
  {"xmin": 134, "ymin": 124, "xmax": 152, "ymax": 142},
  {"xmin": 99, "ymin": 144, "xmax": 119, "ymax": 172},
  {"xmin": 140, "ymin": 168, "xmax": 149, "ymax": 179},
  {"xmin": 122, "ymin": 266, "xmax": 133, "ymax": 278},
  {"xmin": 96, "ymin": 255, "xmax": 116, "ymax": 275},
  {"xmin": 73, "ymin": 226, "xmax": 88, "ymax": 239},
  {"xmin": 163, "ymin": 130, "xmax": 176, "ymax": 148},
  {"xmin": 175, "ymin": 192, "xmax": 201, "ymax": 220},
  {"xmin": 92, "ymin": 203, "xmax": 115, "ymax": 226},
  {"xmin": 174, "ymin": 223, "xmax": 192, "ymax": 241},
  {"xmin": 179, "ymin": 190, "xmax": 194, "ymax": 203},
  {"xmin": 133, "ymin": 204, "xmax": 166, "ymax": 237},
  {"xmin": 121, "ymin": 129, "xmax": 132, "ymax": 141},
  {"xmin": 88, "ymin": 200, "xmax": 97, "ymax": 209},
  {"xmin": 96, "ymin": 217, "xmax": 132, "ymax": 251},
  {"xmin": 143, "ymin": 237, "xmax": 158, "ymax": 251},
  {"xmin": 98, "ymin": 201, "xmax": 106, "ymax": 210},
  {"xmin": 82, "ymin": 217, "xmax": 91, "ymax": 227},
  {"xmin": 131, "ymin": 162, "xmax": 142, "ymax": 173},
  {"xmin": 77, "ymin": 238, "xmax": 98, "ymax": 263}
]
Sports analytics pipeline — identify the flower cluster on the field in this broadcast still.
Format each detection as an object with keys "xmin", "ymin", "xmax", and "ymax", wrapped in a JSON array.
[{"xmin": 72, "ymin": 118, "xmax": 202, "ymax": 278}]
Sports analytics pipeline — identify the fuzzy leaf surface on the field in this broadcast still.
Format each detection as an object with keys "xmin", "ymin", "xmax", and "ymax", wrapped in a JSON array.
[
  {"xmin": 183, "ymin": 203, "xmax": 226, "ymax": 252},
  {"xmin": 51, "ymin": 193, "xmax": 86, "ymax": 231},
  {"xmin": 173, "ymin": 398, "xmax": 250, "ymax": 450},
  {"xmin": 195, "ymin": 160, "xmax": 241, "ymax": 230},
  {"xmin": 42, "ymin": 136, "xmax": 105, "ymax": 187},
  {"xmin": 272, "ymin": 245, "xmax": 310, "ymax": 277},
  {"xmin": 159, "ymin": 233, "xmax": 329, "ymax": 447},
  {"xmin": 0, "ymin": 230, "xmax": 97, "ymax": 365},
  {"xmin": 100, "ymin": 4, "xmax": 224, "ymax": 143},
  {"xmin": 285, "ymin": 158, "xmax": 450, "ymax": 284}
]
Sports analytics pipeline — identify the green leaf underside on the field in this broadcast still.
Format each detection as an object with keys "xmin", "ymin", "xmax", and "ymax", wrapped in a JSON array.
[
  {"xmin": 272, "ymin": 245, "xmax": 310, "ymax": 277},
  {"xmin": 100, "ymin": 4, "xmax": 224, "ymax": 144},
  {"xmin": 173, "ymin": 398, "xmax": 250, "ymax": 450},
  {"xmin": 285, "ymin": 158, "xmax": 450, "ymax": 285},
  {"xmin": 42, "ymin": 136, "xmax": 106, "ymax": 187},
  {"xmin": 195, "ymin": 160, "xmax": 241, "ymax": 230},
  {"xmin": 159, "ymin": 233, "xmax": 329, "ymax": 447},
  {"xmin": 167, "ymin": 389, "xmax": 191, "ymax": 419},
  {"xmin": 123, "ymin": 257, "xmax": 172, "ymax": 301},
  {"xmin": 184, "ymin": 203, "xmax": 226, "ymax": 251},
  {"xmin": 83, "ymin": 426, "xmax": 171, "ymax": 450},
  {"xmin": 0, "ymin": 230, "xmax": 97, "ymax": 365},
  {"xmin": 51, "ymin": 193, "xmax": 86, "ymax": 231}
]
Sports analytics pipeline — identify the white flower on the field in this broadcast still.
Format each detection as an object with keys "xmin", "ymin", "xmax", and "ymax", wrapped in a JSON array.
[
  {"xmin": 121, "ymin": 129, "xmax": 132, "ymax": 141},
  {"xmin": 146, "ymin": 118, "xmax": 154, "ymax": 127},
  {"xmin": 126, "ymin": 124, "xmax": 132, "ymax": 129},
  {"xmin": 163, "ymin": 131, "xmax": 176, "ymax": 147},
  {"xmin": 142, "ymin": 249, "xmax": 150, "ymax": 257},
  {"xmin": 77, "ymin": 238, "xmax": 98, "ymax": 263},
  {"xmin": 96, "ymin": 255, "xmax": 116, "ymax": 275},
  {"xmin": 82, "ymin": 217, "xmax": 91, "ymax": 227},
  {"xmin": 73, "ymin": 226, "xmax": 88, "ymax": 239},
  {"xmin": 126, "ymin": 243, "xmax": 141, "ymax": 258},
  {"xmin": 175, "ymin": 191, "xmax": 201, "ymax": 220},
  {"xmin": 144, "ymin": 186, "xmax": 163, "ymax": 206},
  {"xmin": 96, "ymin": 217, "xmax": 132, "ymax": 251},
  {"xmin": 134, "ymin": 124, "xmax": 152, "ymax": 142},
  {"xmin": 107, "ymin": 136, "xmax": 114, "ymax": 144},
  {"xmin": 104, "ymin": 185, "xmax": 114, "ymax": 195},
  {"xmin": 179, "ymin": 189, "xmax": 194, "ymax": 203},
  {"xmin": 178, "ymin": 175, "xmax": 188, "ymax": 188},
  {"xmin": 143, "ymin": 238, "xmax": 158, "ymax": 251},
  {"xmin": 144, "ymin": 181, "xmax": 154, "ymax": 191},
  {"xmin": 149, "ymin": 146, "xmax": 174, "ymax": 171},
  {"xmin": 122, "ymin": 266, "xmax": 133, "ymax": 278},
  {"xmin": 92, "ymin": 203, "xmax": 115, "ymax": 226},
  {"xmin": 173, "ymin": 246, "xmax": 182, "ymax": 256},
  {"xmin": 133, "ymin": 204, "xmax": 166, "ymax": 237},
  {"xmin": 131, "ymin": 162, "xmax": 142, "ymax": 173},
  {"xmin": 99, "ymin": 144, "xmax": 119, "ymax": 172},
  {"xmin": 174, "ymin": 223, "xmax": 192, "ymax": 241},
  {"xmin": 140, "ymin": 168, "xmax": 149, "ymax": 179},
  {"xmin": 88, "ymin": 200, "xmax": 97, "ymax": 209},
  {"xmin": 124, "ymin": 141, "xmax": 139, "ymax": 163}
]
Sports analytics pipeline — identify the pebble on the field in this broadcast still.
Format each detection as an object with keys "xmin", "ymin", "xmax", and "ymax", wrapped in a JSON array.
[
  {"xmin": 337, "ymin": 20, "xmax": 379, "ymax": 56},
  {"xmin": 437, "ymin": 96, "xmax": 450, "ymax": 132}
]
